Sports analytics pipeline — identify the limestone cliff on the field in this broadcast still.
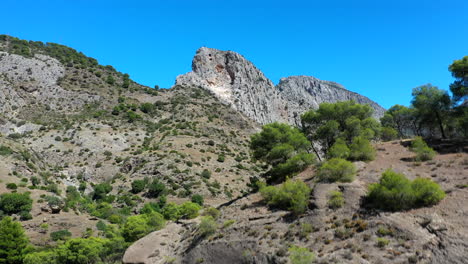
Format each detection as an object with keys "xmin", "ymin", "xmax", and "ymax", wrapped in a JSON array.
[{"xmin": 176, "ymin": 47, "xmax": 386, "ymax": 125}]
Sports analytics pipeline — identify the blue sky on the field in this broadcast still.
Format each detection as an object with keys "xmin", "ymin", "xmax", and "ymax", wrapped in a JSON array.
[{"xmin": 2, "ymin": 0, "xmax": 467, "ymax": 108}]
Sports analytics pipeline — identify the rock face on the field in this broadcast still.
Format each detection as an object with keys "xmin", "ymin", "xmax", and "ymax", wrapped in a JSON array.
[
  {"xmin": 176, "ymin": 47, "xmax": 386, "ymax": 125},
  {"xmin": 176, "ymin": 47, "xmax": 288, "ymax": 125}
]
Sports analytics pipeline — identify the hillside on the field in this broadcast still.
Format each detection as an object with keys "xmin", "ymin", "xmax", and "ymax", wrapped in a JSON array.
[{"xmin": 0, "ymin": 35, "xmax": 466, "ymax": 264}]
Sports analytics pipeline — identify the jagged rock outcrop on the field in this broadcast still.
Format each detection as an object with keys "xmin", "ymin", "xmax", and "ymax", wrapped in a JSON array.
[
  {"xmin": 176, "ymin": 47, "xmax": 288, "ymax": 125},
  {"xmin": 176, "ymin": 47, "xmax": 385, "ymax": 125}
]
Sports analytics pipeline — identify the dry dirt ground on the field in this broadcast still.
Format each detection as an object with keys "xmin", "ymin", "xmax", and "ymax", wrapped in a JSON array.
[{"xmin": 123, "ymin": 140, "xmax": 468, "ymax": 264}]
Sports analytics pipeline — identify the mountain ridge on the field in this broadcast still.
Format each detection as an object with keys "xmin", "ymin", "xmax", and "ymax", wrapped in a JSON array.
[{"xmin": 176, "ymin": 47, "xmax": 386, "ymax": 125}]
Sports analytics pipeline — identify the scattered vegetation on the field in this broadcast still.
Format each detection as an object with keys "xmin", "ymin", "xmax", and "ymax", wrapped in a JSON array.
[
  {"xmin": 366, "ymin": 169, "xmax": 445, "ymax": 211},
  {"xmin": 410, "ymin": 137, "xmax": 436, "ymax": 161},
  {"xmin": 259, "ymin": 179, "xmax": 311, "ymax": 215},
  {"xmin": 317, "ymin": 158, "xmax": 357, "ymax": 183}
]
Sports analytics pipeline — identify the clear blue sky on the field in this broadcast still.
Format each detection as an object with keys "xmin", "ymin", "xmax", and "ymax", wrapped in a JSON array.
[{"xmin": 2, "ymin": 0, "xmax": 467, "ymax": 108}]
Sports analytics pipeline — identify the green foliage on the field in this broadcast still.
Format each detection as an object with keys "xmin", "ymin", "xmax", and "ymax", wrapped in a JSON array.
[
  {"xmin": 301, "ymin": 101, "xmax": 380, "ymax": 155},
  {"xmin": 410, "ymin": 137, "xmax": 436, "ymax": 161},
  {"xmin": 191, "ymin": 194, "xmax": 204, "ymax": 206},
  {"xmin": 50, "ymin": 229, "xmax": 72, "ymax": 241},
  {"xmin": 0, "ymin": 217, "xmax": 32, "ymax": 264},
  {"xmin": 349, "ymin": 136, "xmax": 375, "ymax": 161},
  {"xmin": 0, "ymin": 192, "xmax": 33, "ymax": 215},
  {"xmin": 92, "ymin": 183, "xmax": 112, "ymax": 201},
  {"xmin": 380, "ymin": 127, "xmax": 398, "ymax": 141},
  {"xmin": 202, "ymin": 207, "xmax": 220, "ymax": 219},
  {"xmin": 328, "ymin": 190, "xmax": 344, "ymax": 209},
  {"xmin": 259, "ymin": 179, "xmax": 311, "ymax": 215},
  {"xmin": 131, "ymin": 180, "xmax": 146, "ymax": 194},
  {"xmin": 448, "ymin": 56, "xmax": 468, "ymax": 103},
  {"xmin": 146, "ymin": 179, "xmax": 166, "ymax": 198},
  {"xmin": 376, "ymin": 237, "xmax": 390, "ymax": 248},
  {"xmin": 179, "ymin": 202, "xmax": 201, "ymax": 219},
  {"xmin": 288, "ymin": 245, "xmax": 315, "ymax": 264},
  {"xmin": 367, "ymin": 169, "xmax": 445, "ymax": 211},
  {"xmin": 201, "ymin": 169, "xmax": 211, "ymax": 179},
  {"xmin": 317, "ymin": 158, "xmax": 356, "ymax": 183},
  {"xmin": 198, "ymin": 216, "xmax": 217, "ymax": 237},
  {"xmin": 122, "ymin": 212, "xmax": 165, "ymax": 242},
  {"xmin": 380, "ymin": 105, "xmax": 416, "ymax": 138},
  {"xmin": 6, "ymin": 183, "xmax": 17, "ymax": 190},
  {"xmin": 0, "ymin": 145, "xmax": 13, "ymax": 156},
  {"xmin": 161, "ymin": 202, "xmax": 181, "ymax": 221},
  {"xmin": 251, "ymin": 122, "xmax": 315, "ymax": 181},
  {"xmin": 411, "ymin": 84, "xmax": 451, "ymax": 139},
  {"xmin": 327, "ymin": 138, "xmax": 350, "ymax": 159}
]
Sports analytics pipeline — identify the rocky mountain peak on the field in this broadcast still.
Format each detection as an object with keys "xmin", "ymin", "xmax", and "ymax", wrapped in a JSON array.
[{"xmin": 176, "ymin": 47, "xmax": 386, "ymax": 125}]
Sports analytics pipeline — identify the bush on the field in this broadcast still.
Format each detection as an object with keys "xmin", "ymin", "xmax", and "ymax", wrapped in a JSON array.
[
  {"xmin": 328, "ymin": 190, "xmax": 344, "ymax": 209},
  {"xmin": 202, "ymin": 207, "xmax": 220, "ymax": 219},
  {"xmin": 381, "ymin": 127, "xmax": 398, "ymax": 141},
  {"xmin": 376, "ymin": 237, "xmax": 389, "ymax": 248},
  {"xmin": 147, "ymin": 179, "xmax": 166, "ymax": 198},
  {"xmin": 0, "ymin": 192, "xmax": 33, "ymax": 215},
  {"xmin": 131, "ymin": 180, "xmax": 146, "ymax": 194},
  {"xmin": 179, "ymin": 202, "xmax": 201, "ymax": 219},
  {"xmin": 317, "ymin": 158, "xmax": 356, "ymax": 183},
  {"xmin": 0, "ymin": 217, "xmax": 31, "ymax": 263},
  {"xmin": 0, "ymin": 145, "xmax": 13, "ymax": 156},
  {"xmin": 92, "ymin": 183, "xmax": 112, "ymax": 201},
  {"xmin": 198, "ymin": 216, "xmax": 217, "ymax": 237},
  {"xmin": 201, "ymin": 169, "xmax": 211, "ymax": 179},
  {"xmin": 161, "ymin": 202, "xmax": 181, "ymax": 220},
  {"xmin": 6, "ymin": 183, "xmax": 17, "ymax": 190},
  {"xmin": 50, "ymin": 229, "xmax": 72, "ymax": 241},
  {"xmin": 327, "ymin": 138, "xmax": 350, "ymax": 159},
  {"xmin": 191, "ymin": 194, "xmax": 204, "ymax": 206},
  {"xmin": 259, "ymin": 180, "xmax": 311, "ymax": 215},
  {"xmin": 349, "ymin": 136, "xmax": 375, "ymax": 161},
  {"xmin": 367, "ymin": 169, "xmax": 445, "ymax": 211},
  {"xmin": 250, "ymin": 122, "xmax": 315, "ymax": 181},
  {"xmin": 410, "ymin": 137, "xmax": 436, "ymax": 161},
  {"xmin": 122, "ymin": 212, "xmax": 165, "ymax": 242},
  {"xmin": 288, "ymin": 245, "xmax": 315, "ymax": 264}
]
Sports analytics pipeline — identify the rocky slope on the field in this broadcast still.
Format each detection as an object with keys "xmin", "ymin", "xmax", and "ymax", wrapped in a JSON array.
[
  {"xmin": 176, "ymin": 47, "xmax": 385, "ymax": 125},
  {"xmin": 123, "ymin": 141, "xmax": 468, "ymax": 264}
]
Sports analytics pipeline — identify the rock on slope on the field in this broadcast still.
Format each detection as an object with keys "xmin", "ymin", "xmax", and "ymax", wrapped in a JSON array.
[{"xmin": 176, "ymin": 47, "xmax": 385, "ymax": 125}]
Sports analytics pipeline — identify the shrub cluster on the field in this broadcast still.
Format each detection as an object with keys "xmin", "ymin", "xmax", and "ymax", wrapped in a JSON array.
[
  {"xmin": 367, "ymin": 169, "xmax": 445, "ymax": 211},
  {"xmin": 410, "ymin": 137, "xmax": 436, "ymax": 161},
  {"xmin": 259, "ymin": 180, "xmax": 311, "ymax": 215},
  {"xmin": 317, "ymin": 158, "xmax": 356, "ymax": 183}
]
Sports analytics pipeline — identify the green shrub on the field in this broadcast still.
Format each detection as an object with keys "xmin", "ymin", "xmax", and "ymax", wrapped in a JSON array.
[
  {"xmin": 198, "ymin": 216, "xmax": 217, "ymax": 237},
  {"xmin": 201, "ymin": 169, "xmax": 211, "ymax": 179},
  {"xmin": 250, "ymin": 122, "xmax": 315, "ymax": 181},
  {"xmin": 317, "ymin": 158, "xmax": 356, "ymax": 183},
  {"xmin": 288, "ymin": 245, "xmax": 315, "ymax": 264},
  {"xmin": 161, "ymin": 202, "xmax": 181, "ymax": 220},
  {"xmin": 0, "ymin": 217, "xmax": 32, "ymax": 263},
  {"xmin": 146, "ymin": 179, "xmax": 166, "ymax": 198},
  {"xmin": 191, "ymin": 194, "xmax": 204, "ymax": 206},
  {"xmin": 381, "ymin": 127, "xmax": 398, "ymax": 141},
  {"xmin": 131, "ymin": 180, "xmax": 146, "ymax": 194},
  {"xmin": 328, "ymin": 190, "xmax": 344, "ymax": 209},
  {"xmin": 349, "ymin": 136, "xmax": 375, "ymax": 161},
  {"xmin": 92, "ymin": 183, "xmax": 112, "ymax": 201},
  {"xmin": 367, "ymin": 169, "xmax": 445, "ymax": 211},
  {"xmin": 0, "ymin": 192, "xmax": 33, "ymax": 215},
  {"xmin": 327, "ymin": 138, "xmax": 350, "ymax": 159},
  {"xmin": 259, "ymin": 180, "xmax": 311, "ymax": 215},
  {"xmin": 376, "ymin": 237, "xmax": 389, "ymax": 248},
  {"xmin": 179, "ymin": 202, "xmax": 201, "ymax": 219},
  {"xmin": 202, "ymin": 207, "xmax": 220, "ymax": 219},
  {"xmin": 410, "ymin": 137, "xmax": 436, "ymax": 161},
  {"xmin": 122, "ymin": 212, "xmax": 165, "ymax": 242},
  {"xmin": 6, "ymin": 183, "xmax": 17, "ymax": 190},
  {"xmin": 50, "ymin": 229, "xmax": 72, "ymax": 241},
  {"xmin": 0, "ymin": 145, "xmax": 13, "ymax": 156}
]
